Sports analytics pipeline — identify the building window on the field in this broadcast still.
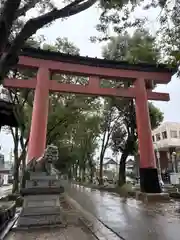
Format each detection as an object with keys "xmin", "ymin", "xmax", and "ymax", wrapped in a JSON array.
[
  {"xmin": 152, "ymin": 135, "xmax": 155, "ymax": 142},
  {"xmin": 170, "ymin": 130, "xmax": 178, "ymax": 138},
  {"xmin": 162, "ymin": 131, "xmax": 167, "ymax": 139},
  {"xmin": 156, "ymin": 133, "xmax": 161, "ymax": 141}
]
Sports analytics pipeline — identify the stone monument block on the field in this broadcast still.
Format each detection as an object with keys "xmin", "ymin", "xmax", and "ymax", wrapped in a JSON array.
[{"xmin": 16, "ymin": 145, "xmax": 65, "ymax": 229}]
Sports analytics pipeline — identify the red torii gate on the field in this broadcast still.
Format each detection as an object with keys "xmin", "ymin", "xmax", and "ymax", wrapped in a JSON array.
[{"xmin": 4, "ymin": 47, "xmax": 175, "ymax": 193}]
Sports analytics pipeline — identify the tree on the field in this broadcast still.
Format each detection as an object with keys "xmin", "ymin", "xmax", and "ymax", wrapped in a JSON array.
[
  {"xmin": 7, "ymin": 89, "xmax": 31, "ymax": 192},
  {"xmin": 0, "ymin": 0, "xmax": 97, "ymax": 81},
  {"xmin": 92, "ymin": 0, "xmax": 168, "ymax": 43},
  {"xmin": 156, "ymin": 0, "xmax": 180, "ymax": 67},
  {"xmin": 98, "ymin": 99, "xmax": 119, "ymax": 185},
  {"xmin": 71, "ymin": 114, "xmax": 101, "ymax": 181},
  {"xmin": 103, "ymin": 29, "xmax": 160, "ymax": 63},
  {"xmin": 111, "ymin": 99, "xmax": 163, "ymax": 186},
  {"xmin": 0, "ymin": 0, "xmax": 142, "ymax": 83},
  {"xmin": 102, "ymin": 30, "xmax": 164, "ymax": 186},
  {"xmin": 51, "ymin": 111, "xmax": 101, "ymax": 180}
]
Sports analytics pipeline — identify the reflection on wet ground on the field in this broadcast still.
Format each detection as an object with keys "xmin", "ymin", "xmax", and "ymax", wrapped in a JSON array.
[{"xmin": 63, "ymin": 181, "xmax": 180, "ymax": 240}]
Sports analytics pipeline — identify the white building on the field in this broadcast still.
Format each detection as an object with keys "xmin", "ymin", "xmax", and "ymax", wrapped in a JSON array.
[
  {"xmin": 152, "ymin": 122, "xmax": 180, "ymax": 184},
  {"xmin": 96, "ymin": 157, "xmax": 136, "ymax": 180},
  {"xmin": 152, "ymin": 122, "xmax": 180, "ymax": 151},
  {"xmin": 103, "ymin": 158, "xmax": 119, "ymax": 172}
]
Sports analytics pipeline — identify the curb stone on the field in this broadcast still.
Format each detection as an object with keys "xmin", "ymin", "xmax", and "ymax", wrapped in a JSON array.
[{"xmin": 64, "ymin": 193, "xmax": 122, "ymax": 240}]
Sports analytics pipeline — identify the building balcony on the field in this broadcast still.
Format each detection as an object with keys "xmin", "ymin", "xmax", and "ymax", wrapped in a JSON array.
[{"xmin": 153, "ymin": 138, "xmax": 180, "ymax": 151}]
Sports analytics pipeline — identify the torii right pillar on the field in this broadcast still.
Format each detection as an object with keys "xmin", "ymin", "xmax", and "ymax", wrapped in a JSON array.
[{"xmin": 135, "ymin": 78, "xmax": 161, "ymax": 193}]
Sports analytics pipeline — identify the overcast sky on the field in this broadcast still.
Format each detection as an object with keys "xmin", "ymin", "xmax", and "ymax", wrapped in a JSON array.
[{"xmin": 0, "ymin": 3, "xmax": 179, "ymax": 161}]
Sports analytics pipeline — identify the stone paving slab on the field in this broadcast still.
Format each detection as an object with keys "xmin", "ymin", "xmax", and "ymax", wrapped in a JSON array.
[
  {"xmin": 5, "ymin": 195, "xmax": 97, "ymax": 240},
  {"xmin": 30, "ymin": 175, "xmax": 57, "ymax": 180},
  {"xmin": 26, "ymin": 179, "xmax": 61, "ymax": 188},
  {"xmin": 5, "ymin": 225, "xmax": 96, "ymax": 240},
  {"xmin": 4, "ymin": 192, "xmax": 122, "ymax": 240},
  {"xmin": 65, "ymin": 194, "xmax": 121, "ymax": 240}
]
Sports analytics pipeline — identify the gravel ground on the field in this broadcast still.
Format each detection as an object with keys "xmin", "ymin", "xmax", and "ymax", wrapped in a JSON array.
[
  {"xmin": 6, "ymin": 225, "xmax": 96, "ymax": 240},
  {"xmin": 5, "ymin": 194, "xmax": 96, "ymax": 240}
]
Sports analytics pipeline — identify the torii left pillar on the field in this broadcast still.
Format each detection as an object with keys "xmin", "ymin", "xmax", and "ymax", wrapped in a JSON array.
[{"xmin": 27, "ymin": 68, "xmax": 50, "ymax": 161}]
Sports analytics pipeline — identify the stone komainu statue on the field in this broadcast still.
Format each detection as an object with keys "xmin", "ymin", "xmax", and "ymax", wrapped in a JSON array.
[{"xmin": 26, "ymin": 145, "xmax": 59, "ymax": 174}]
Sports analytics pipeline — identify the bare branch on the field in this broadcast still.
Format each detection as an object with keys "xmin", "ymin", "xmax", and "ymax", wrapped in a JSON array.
[
  {"xmin": 10, "ymin": 127, "xmax": 15, "ymax": 142},
  {"xmin": 46, "ymin": 118, "xmax": 67, "ymax": 142},
  {"xmin": 0, "ymin": 0, "xmax": 21, "ymax": 51},
  {"xmin": 15, "ymin": 0, "xmax": 97, "ymax": 43},
  {"xmin": 15, "ymin": 0, "xmax": 39, "ymax": 18},
  {"xmin": 0, "ymin": 0, "xmax": 97, "ymax": 82},
  {"xmin": 20, "ymin": 133, "xmax": 29, "ymax": 150}
]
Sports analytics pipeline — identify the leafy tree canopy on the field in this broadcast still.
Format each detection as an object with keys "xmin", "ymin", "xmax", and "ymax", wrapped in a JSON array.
[
  {"xmin": 102, "ymin": 29, "xmax": 160, "ymax": 63},
  {"xmin": 0, "ymin": 0, "xmax": 148, "ymax": 82},
  {"xmin": 92, "ymin": 0, "xmax": 168, "ymax": 42}
]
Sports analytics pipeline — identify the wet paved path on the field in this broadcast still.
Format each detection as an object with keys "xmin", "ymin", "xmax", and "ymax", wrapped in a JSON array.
[{"xmin": 63, "ymin": 181, "xmax": 180, "ymax": 240}]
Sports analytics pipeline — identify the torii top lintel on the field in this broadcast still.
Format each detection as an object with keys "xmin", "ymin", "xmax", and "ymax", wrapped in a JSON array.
[
  {"xmin": 4, "ymin": 47, "xmax": 176, "ymax": 101},
  {"xmin": 17, "ymin": 47, "xmax": 175, "ymax": 83}
]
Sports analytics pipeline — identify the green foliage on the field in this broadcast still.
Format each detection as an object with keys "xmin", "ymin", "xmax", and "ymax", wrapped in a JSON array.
[
  {"xmin": 53, "ymin": 113, "xmax": 102, "ymax": 176},
  {"xmin": 92, "ymin": 1, "xmax": 146, "ymax": 42},
  {"xmin": 93, "ymin": 0, "xmax": 170, "ymax": 43},
  {"xmin": 42, "ymin": 37, "xmax": 80, "ymax": 55},
  {"xmin": 149, "ymin": 102, "xmax": 164, "ymax": 130},
  {"xmin": 102, "ymin": 29, "xmax": 160, "ymax": 63},
  {"xmin": 156, "ymin": 0, "xmax": 180, "ymax": 68}
]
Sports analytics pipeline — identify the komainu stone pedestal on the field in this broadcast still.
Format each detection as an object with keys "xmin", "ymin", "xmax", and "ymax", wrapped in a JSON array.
[
  {"xmin": 136, "ymin": 191, "xmax": 170, "ymax": 202},
  {"xmin": 16, "ymin": 172, "xmax": 65, "ymax": 228}
]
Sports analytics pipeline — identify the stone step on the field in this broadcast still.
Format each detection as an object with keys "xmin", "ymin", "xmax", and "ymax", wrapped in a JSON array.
[
  {"xmin": 26, "ymin": 179, "xmax": 62, "ymax": 188},
  {"xmin": 23, "ymin": 194, "xmax": 60, "ymax": 201},
  {"xmin": 23, "ymin": 195, "xmax": 60, "ymax": 208},
  {"xmin": 29, "ymin": 172, "xmax": 47, "ymax": 177},
  {"xmin": 21, "ymin": 186, "xmax": 64, "ymax": 196},
  {"xmin": 23, "ymin": 201, "xmax": 60, "ymax": 208},
  {"xmin": 17, "ymin": 214, "xmax": 64, "ymax": 227},
  {"xmin": 21, "ymin": 206, "xmax": 61, "ymax": 216},
  {"xmin": 30, "ymin": 175, "xmax": 57, "ymax": 181}
]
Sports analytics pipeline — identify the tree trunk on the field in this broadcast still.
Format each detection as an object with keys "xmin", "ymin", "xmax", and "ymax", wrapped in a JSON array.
[
  {"xmin": 99, "ymin": 153, "xmax": 104, "ymax": 185},
  {"xmin": 82, "ymin": 162, "xmax": 86, "ymax": 182},
  {"xmin": 20, "ymin": 150, "xmax": 26, "ymax": 189},
  {"xmin": 12, "ymin": 128, "xmax": 19, "ymax": 193},
  {"xmin": 12, "ymin": 153, "xmax": 19, "ymax": 193},
  {"xmin": 71, "ymin": 164, "xmax": 74, "ymax": 179},
  {"xmin": 118, "ymin": 151, "xmax": 129, "ymax": 187},
  {"xmin": 68, "ymin": 168, "xmax": 72, "ymax": 180},
  {"xmin": 89, "ymin": 167, "xmax": 94, "ymax": 183},
  {"xmin": 75, "ymin": 164, "xmax": 78, "ymax": 181},
  {"xmin": 89, "ymin": 161, "xmax": 94, "ymax": 183},
  {"xmin": 99, "ymin": 131, "xmax": 111, "ymax": 185}
]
